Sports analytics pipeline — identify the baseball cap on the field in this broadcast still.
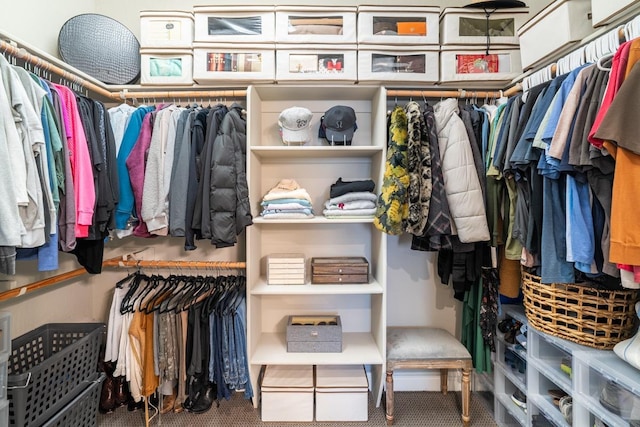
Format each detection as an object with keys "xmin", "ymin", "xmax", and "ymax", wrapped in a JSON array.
[
  {"xmin": 278, "ymin": 106, "xmax": 313, "ymax": 145},
  {"xmin": 319, "ymin": 105, "xmax": 357, "ymax": 145}
]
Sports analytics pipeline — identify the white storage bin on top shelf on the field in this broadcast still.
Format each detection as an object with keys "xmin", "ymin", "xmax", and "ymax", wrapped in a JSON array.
[
  {"xmin": 140, "ymin": 11, "xmax": 194, "ymax": 48},
  {"xmin": 591, "ymin": 0, "xmax": 640, "ymax": 28},
  {"xmin": 357, "ymin": 45, "xmax": 439, "ymax": 84},
  {"xmin": 517, "ymin": 0, "xmax": 594, "ymax": 70},
  {"xmin": 192, "ymin": 43, "xmax": 275, "ymax": 84},
  {"xmin": 439, "ymin": 7, "xmax": 528, "ymax": 46},
  {"xmin": 439, "ymin": 45, "xmax": 522, "ymax": 86},
  {"xmin": 193, "ymin": 6, "xmax": 275, "ymax": 43},
  {"xmin": 276, "ymin": 44, "xmax": 357, "ymax": 83},
  {"xmin": 140, "ymin": 48, "xmax": 193, "ymax": 85},
  {"xmin": 357, "ymin": 6, "xmax": 440, "ymax": 45},
  {"xmin": 275, "ymin": 6, "xmax": 357, "ymax": 44}
]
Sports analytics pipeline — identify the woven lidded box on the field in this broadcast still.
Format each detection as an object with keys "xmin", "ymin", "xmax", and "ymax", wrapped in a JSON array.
[{"xmin": 286, "ymin": 315, "xmax": 342, "ymax": 352}]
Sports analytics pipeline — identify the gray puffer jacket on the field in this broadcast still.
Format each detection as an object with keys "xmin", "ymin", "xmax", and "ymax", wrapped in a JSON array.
[{"xmin": 208, "ymin": 104, "xmax": 252, "ymax": 247}]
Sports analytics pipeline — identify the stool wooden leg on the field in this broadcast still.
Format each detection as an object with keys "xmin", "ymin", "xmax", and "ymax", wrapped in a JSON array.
[
  {"xmin": 440, "ymin": 368, "xmax": 448, "ymax": 394},
  {"xmin": 462, "ymin": 368, "xmax": 471, "ymax": 427},
  {"xmin": 386, "ymin": 370, "xmax": 394, "ymax": 425}
]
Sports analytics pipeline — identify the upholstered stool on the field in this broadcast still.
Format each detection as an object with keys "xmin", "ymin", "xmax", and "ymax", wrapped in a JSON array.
[{"xmin": 385, "ymin": 327, "xmax": 473, "ymax": 426}]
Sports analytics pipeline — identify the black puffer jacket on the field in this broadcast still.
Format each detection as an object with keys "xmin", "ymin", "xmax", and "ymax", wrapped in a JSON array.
[{"xmin": 208, "ymin": 104, "xmax": 252, "ymax": 247}]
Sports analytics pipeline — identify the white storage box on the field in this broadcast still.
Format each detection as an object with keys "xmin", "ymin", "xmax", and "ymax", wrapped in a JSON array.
[
  {"xmin": 591, "ymin": 0, "xmax": 640, "ymax": 27},
  {"xmin": 440, "ymin": 46, "xmax": 522, "ymax": 86},
  {"xmin": 315, "ymin": 365, "xmax": 369, "ymax": 422},
  {"xmin": 358, "ymin": 45, "xmax": 439, "ymax": 84},
  {"xmin": 261, "ymin": 365, "xmax": 314, "ymax": 422},
  {"xmin": 193, "ymin": 43, "xmax": 275, "ymax": 84},
  {"xmin": 276, "ymin": 45, "xmax": 357, "ymax": 82},
  {"xmin": 440, "ymin": 7, "xmax": 528, "ymax": 46},
  {"xmin": 275, "ymin": 6, "xmax": 357, "ymax": 44},
  {"xmin": 140, "ymin": 11, "xmax": 194, "ymax": 48},
  {"xmin": 267, "ymin": 253, "xmax": 305, "ymax": 285},
  {"xmin": 140, "ymin": 48, "xmax": 193, "ymax": 85},
  {"xmin": 517, "ymin": 0, "xmax": 593, "ymax": 70},
  {"xmin": 357, "ymin": 6, "xmax": 440, "ymax": 45},
  {"xmin": 194, "ymin": 6, "xmax": 275, "ymax": 43}
]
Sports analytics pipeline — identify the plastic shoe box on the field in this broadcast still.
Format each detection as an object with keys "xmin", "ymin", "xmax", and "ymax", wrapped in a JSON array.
[
  {"xmin": 315, "ymin": 364, "xmax": 369, "ymax": 422},
  {"xmin": 517, "ymin": 0, "xmax": 593, "ymax": 70},
  {"xmin": 194, "ymin": 6, "xmax": 275, "ymax": 43},
  {"xmin": 358, "ymin": 45, "xmax": 439, "ymax": 84},
  {"xmin": 357, "ymin": 6, "xmax": 440, "ymax": 45},
  {"xmin": 275, "ymin": 6, "xmax": 357, "ymax": 44},
  {"xmin": 193, "ymin": 43, "xmax": 275, "ymax": 84},
  {"xmin": 261, "ymin": 365, "xmax": 314, "ymax": 422},
  {"xmin": 439, "ymin": 45, "xmax": 522, "ymax": 87},
  {"xmin": 140, "ymin": 11, "xmax": 194, "ymax": 48},
  {"xmin": 276, "ymin": 45, "xmax": 357, "ymax": 82},
  {"xmin": 0, "ymin": 312, "xmax": 10, "ymax": 355},
  {"xmin": 440, "ymin": 7, "xmax": 528, "ymax": 46},
  {"xmin": 140, "ymin": 48, "xmax": 193, "ymax": 85}
]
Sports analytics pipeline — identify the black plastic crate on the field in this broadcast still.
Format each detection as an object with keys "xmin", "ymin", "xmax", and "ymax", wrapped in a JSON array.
[
  {"xmin": 42, "ymin": 373, "xmax": 105, "ymax": 427},
  {"xmin": 7, "ymin": 323, "xmax": 105, "ymax": 427}
]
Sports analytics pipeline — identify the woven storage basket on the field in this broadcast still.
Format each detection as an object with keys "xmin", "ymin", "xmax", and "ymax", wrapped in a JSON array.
[{"xmin": 522, "ymin": 270, "xmax": 639, "ymax": 349}]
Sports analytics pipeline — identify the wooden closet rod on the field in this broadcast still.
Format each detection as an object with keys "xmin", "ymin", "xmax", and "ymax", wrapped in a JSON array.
[
  {"xmin": 101, "ymin": 259, "xmax": 246, "ymax": 270},
  {"xmin": 386, "ymin": 86, "xmax": 521, "ymax": 99},
  {"xmin": 0, "ymin": 38, "xmax": 118, "ymax": 100},
  {"xmin": 118, "ymin": 88, "xmax": 247, "ymax": 101}
]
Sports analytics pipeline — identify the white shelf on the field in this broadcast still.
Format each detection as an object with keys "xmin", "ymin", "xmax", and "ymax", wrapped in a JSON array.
[
  {"xmin": 251, "ymin": 146, "xmax": 383, "ymax": 159},
  {"xmin": 251, "ymin": 332, "xmax": 384, "ymax": 365},
  {"xmin": 253, "ymin": 216, "xmax": 375, "ymax": 225},
  {"xmin": 495, "ymin": 392, "xmax": 527, "ymax": 426},
  {"xmin": 252, "ymin": 278, "xmax": 383, "ymax": 295}
]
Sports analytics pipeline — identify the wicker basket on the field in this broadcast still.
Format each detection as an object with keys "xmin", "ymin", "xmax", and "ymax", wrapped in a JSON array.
[{"xmin": 522, "ymin": 271, "xmax": 639, "ymax": 349}]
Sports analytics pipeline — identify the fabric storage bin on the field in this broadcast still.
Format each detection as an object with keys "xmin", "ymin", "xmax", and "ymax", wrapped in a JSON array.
[
  {"xmin": 193, "ymin": 43, "xmax": 275, "ymax": 84},
  {"xmin": 194, "ymin": 6, "xmax": 275, "ymax": 43},
  {"xmin": 286, "ymin": 315, "xmax": 342, "ymax": 353},
  {"xmin": 439, "ymin": 46, "xmax": 522, "ymax": 86},
  {"xmin": 591, "ymin": 0, "xmax": 640, "ymax": 27},
  {"xmin": 276, "ymin": 45, "xmax": 357, "ymax": 82},
  {"xmin": 261, "ymin": 365, "xmax": 314, "ymax": 422},
  {"xmin": 7, "ymin": 323, "xmax": 105, "ymax": 427},
  {"xmin": 357, "ymin": 45, "xmax": 439, "ymax": 84},
  {"xmin": 357, "ymin": 6, "xmax": 440, "ymax": 45},
  {"xmin": 275, "ymin": 6, "xmax": 357, "ymax": 44},
  {"xmin": 517, "ymin": 0, "xmax": 593, "ymax": 70},
  {"xmin": 140, "ymin": 48, "xmax": 193, "ymax": 85},
  {"xmin": 439, "ymin": 7, "xmax": 528, "ymax": 46},
  {"xmin": 140, "ymin": 11, "xmax": 194, "ymax": 48},
  {"xmin": 315, "ymin": 365, "xmax": 369, "ymax": 422},
  {"xmin": 42, "ymin": 373, "xmax": 105, "ymax": 427}
]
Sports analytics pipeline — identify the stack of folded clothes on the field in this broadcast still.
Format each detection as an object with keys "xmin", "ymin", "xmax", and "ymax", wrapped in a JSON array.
[
  {"xmin": 261, "ymin": 179, "xmax": 314, "ymax": 219},
  {"xmin": 323, "ymin": 178, "xmax": 377, "ymax": 219}
]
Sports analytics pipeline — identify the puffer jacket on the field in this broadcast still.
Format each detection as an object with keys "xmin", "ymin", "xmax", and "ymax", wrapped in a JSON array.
[
  {"xmin": 433, "ymin": 98, "xmax": 489, "ymax": 243},
  {"xmin": 208, "ymin": 104, "xmax": 252, "ymax": 247}
]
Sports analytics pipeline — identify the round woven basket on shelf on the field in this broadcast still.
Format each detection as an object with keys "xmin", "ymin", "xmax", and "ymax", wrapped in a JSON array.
[{"xmin": 521, "ymin": 270, "xmax": 640, "ymax": 350}]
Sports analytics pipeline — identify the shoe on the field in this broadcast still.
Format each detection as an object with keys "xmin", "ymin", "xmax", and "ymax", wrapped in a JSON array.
[
  {"xmin": 559, "ymin": 395, "xmax": 572, "ymax": 423},
  {"xmin": 189, "ymin": 383, "xmax": 217, "ymax": 414},
  {"xmin": 99, "ymin": 375, "xmax": 116, "ymax": 414},
  {"xmin": 560, "ymin": 356, "xmax": 572, "ymax": 378},
  {"xmin": 113, "ymin": 376, "xmax": 129, "ymax": 408},
  {"xmin": 160, "ymin": 391, "xmax": 177, "ymax": 414},
  {"xmin": 127, "ymin": 399, "xmax": 145, "ymax": 412},
  {"xmin": 511, "ymin": 389, "xmax": 527, "ymax": 412},
  {"xmin": 600, "ymin": 380, "xmax": 640, "ymax": 419},
  {"xmin": 515, "ymin": 333, "xmax": 527, "ymax": 349}
]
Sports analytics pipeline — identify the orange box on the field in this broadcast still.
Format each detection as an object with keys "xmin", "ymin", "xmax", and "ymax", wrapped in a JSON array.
[{"xmin": 396, "ymin": 21, "xmax": 426, "ymax": 36}]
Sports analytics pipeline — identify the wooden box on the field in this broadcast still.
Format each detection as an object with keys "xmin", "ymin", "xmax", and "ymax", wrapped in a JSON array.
[
  {"xmin": 261, "ymin": 365, "xmax": 314, "ymax": 422},
  {"xmin": 311, "ymin": 257, "xmax": 368, "ymax": 284},
  {"xmin": 267, "ymin": 253, "xmax": 305, "ymax": 285},
  {"xmin": 286, "ymin": 315, "xmax": 342, "ymax": 353},
  {"xmin": 315, "ymin": 365, "xmax": 369, "ymax": 421}
]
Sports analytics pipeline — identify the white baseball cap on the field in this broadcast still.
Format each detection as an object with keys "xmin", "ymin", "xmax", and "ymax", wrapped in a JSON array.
[{"xmin": 278, "ymin": 106, "xmax": 313, "ymax": 145}]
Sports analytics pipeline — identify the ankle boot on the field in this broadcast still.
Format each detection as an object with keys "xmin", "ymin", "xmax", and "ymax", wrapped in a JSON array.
[
  {"xmin": 189, "ymin": 383, "xmax": 216, "ymax": 414},
  {"xmin": 160, "ymin": 391, "xmax": 177, "ymax": 414},
  {"xmin": 113, "ymin": 376, "xmax": 129, "ymax": 408},
  {"xmin": 99, "ymin": 375, "xmax": 116, "ymax": 414}
]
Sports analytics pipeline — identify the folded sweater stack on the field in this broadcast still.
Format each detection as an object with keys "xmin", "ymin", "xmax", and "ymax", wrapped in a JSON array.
[
  {"xmin": 323, "ymin": 178, "xmax": 377, "ymax": 219},
  {"xmin": 261, "ymin": 179, "xmax": 314, "ymax": 219}
]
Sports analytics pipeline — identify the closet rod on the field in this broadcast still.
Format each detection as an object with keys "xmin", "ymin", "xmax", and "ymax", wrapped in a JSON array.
[
  {"xmin": 386, "ymin": 86, "xmax": 520, "ymax": 99},
  {"xmin": 101, "ymin": 259, "xmax": 246, "ymax": 270},
  {"xmin": 118, "ymin": 88, "xmax": 247, "ymax": 101},
  {"xmin": 0, "ymin": 38, "xmax": 118, "ymax": 100}
]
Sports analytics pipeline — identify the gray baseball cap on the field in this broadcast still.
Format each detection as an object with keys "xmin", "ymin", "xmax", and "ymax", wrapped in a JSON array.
[{"xmin": 319, "ymin": 105, "xmax": 357, "ymax": 145}]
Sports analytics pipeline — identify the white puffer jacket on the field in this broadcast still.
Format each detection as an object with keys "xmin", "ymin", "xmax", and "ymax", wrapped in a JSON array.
[{"xmin": 434, "ymin": 98, "xmax": 489, "ymax": 243}]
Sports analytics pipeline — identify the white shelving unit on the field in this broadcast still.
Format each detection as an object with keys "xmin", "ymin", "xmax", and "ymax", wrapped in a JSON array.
[
  {"xmin": 245, "ymin": 85, "xmax": 387, "ymax": 409},
  {"xmin": 495, "ymin": 304, "xmax": 640, "ymax": 427}
]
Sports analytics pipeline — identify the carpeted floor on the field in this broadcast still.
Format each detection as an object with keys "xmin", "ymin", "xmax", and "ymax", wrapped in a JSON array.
[{"xmin": 97, "ymin": 391, "xmax": 498, "ymax": 426}]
